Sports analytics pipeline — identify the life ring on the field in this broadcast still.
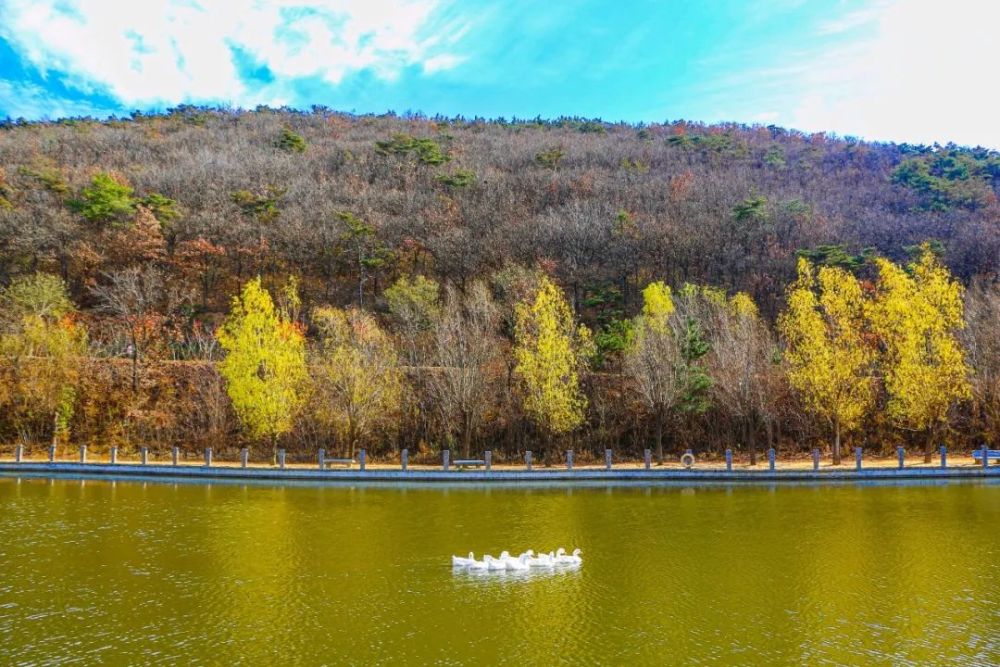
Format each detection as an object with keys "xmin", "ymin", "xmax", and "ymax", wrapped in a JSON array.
[{"xmin": 680, "ymin": 452, "xmax": 695, "ymax": 468}]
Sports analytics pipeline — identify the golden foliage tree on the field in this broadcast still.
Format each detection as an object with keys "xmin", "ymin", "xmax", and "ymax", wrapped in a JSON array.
[
  {"xmin": 513, "ymin": 276, "xmax": 591, "ymax": 455},
  {"xmin": 870, "ymin": 245, "xmax": 971, "ymax": 461},
  {"xmin": 311, "ymin": 306, "xmax": 404, "ymax": 458},
  {"xmin": 217, "ymin": 277, "xmax": 307, "ymax": 457},
  {"xmin": 0, "ymin": 273, "xmax": 87, "ymax": 449},
  {"xmin": 779, "ymin": 258, "xmax": 875, "ymax": 463}
]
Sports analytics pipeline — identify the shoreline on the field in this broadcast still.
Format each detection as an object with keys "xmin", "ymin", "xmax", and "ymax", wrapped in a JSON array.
[{"xmin": 1, "ymin": 459, "xmax": 997, "ymax": 485}]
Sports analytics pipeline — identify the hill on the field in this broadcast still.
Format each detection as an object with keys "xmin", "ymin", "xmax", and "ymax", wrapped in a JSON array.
[{"xmin": 0, "ymin": 108, "xmax": 997, "ymax": 459}]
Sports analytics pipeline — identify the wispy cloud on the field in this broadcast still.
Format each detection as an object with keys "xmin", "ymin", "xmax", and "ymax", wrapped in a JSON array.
[
  {"xmin": 688, "ymin": 0, "xmax": 1000, "ymax": 147},
  {"xmin": 0, "ymin": 79, "xmax": 112, "ymax": 119},
  {"xmin": 787, "ymin": 0, "xmax": 1000, "ymax": 146}
]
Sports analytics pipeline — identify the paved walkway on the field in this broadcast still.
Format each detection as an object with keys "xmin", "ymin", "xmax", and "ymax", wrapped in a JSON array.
[{"xmin": 1, "ymin": 459, "xmax": 997, "ymax": 485}]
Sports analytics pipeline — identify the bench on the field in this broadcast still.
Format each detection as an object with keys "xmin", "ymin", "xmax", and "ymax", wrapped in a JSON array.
[
  {"xmin": 453, "ymin": 459, "xmax": 486, "ymax": 469},
  {"xmin": 972, "ymin": 449, "xmax": 1000, "ymax": 464},
  {"xmin": 322, "ymin": 458, "xmax": 354, "ymax": 469}
]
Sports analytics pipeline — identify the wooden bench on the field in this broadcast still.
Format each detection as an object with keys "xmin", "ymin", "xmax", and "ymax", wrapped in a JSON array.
[
  {"xmin": 972, "ymin": 449, "xmax": 1000, "ymax": 464},
  {"xmin": 453, "ymin": 459, "xmax": 486, "ymax": 469},
  {"xmin": 322, "ymin": 458, "xmax": 354, "ymax": 469}
]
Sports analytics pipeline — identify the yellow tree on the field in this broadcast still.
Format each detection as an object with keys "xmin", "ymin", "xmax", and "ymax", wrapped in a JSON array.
[
  {"xmin": 513, "ymin": 276, "xmax": 591, "ymax": 458},
  {"xmin": 870, "ymin": 245, "xmax": 971, "ymax": 461},
  {"xmin": 0, "ymin": 273, "xmax": 88, "ymax": 449},
  {"xmin": 778, "ymin": 258, "xmax": 875, "ymax": 464},
  {"xmin": 311, "ymin": 306, "xmax": 404, "ymax": 458},
  {"xmin": 217, "ymin": 277, "xmax": 307, "ymax": 459}
]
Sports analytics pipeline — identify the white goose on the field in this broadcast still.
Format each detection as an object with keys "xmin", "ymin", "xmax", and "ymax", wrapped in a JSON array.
[
  {"xmin": 487, "ymin": 552, "xmax": 510, "ymax": 570},
  {"xmin": 530, "ymin": 550, "xmax": 556, "ymax": 567},
  {"xmin": 555, "ymin": 548, "xmax": 583, "ymax": 565},
  {"xmin": 452, "ymin": 552, "xmax": 476, "ymax": 568},
  {"xmin": 467, "ymin": 555, "xmax": 490, "ymax": 570},
  {"xmin": 505, "ymin": 552, "xmax": 530, "ymax": 571}
]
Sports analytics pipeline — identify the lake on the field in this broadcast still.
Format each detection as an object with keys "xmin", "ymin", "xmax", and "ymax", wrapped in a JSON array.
[{"xmin": 0, "ymin": 476, "xmax": 997, "ymax": 665}]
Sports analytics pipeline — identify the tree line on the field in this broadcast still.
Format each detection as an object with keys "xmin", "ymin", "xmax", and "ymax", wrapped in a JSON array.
[{"xmin": 1, "ymin": 245, "xmax": 995, "ymax": 462}]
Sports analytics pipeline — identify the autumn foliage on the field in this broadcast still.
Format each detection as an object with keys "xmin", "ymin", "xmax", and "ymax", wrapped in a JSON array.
[{"xmin": 0, "ymin": 108, "xmax": 997, "ymax": 461}]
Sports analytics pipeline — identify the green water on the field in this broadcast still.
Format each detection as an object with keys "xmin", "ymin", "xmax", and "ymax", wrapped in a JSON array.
[{"xmin": 0, "ymin": 477, "xmax": 997, "ymax": 665}]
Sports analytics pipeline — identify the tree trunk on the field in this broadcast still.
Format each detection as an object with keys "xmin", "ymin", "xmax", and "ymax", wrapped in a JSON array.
[
  {"xmin": 833, "ymin": 418, "xmax": 842, "ymax": 465},
  {"xmin": 51, "ymin": 410, "xmax": 60, "ymax": 449},
  {"xmin": 131, "ymin": 342, "xmax": 139, "ymax": 394},
  {"xmin": 462, "ymin": 410, "xmax": 472, "ymax": 459},
  {"xmin": 924, "ymin": 429, "xmax": 935, "ymax": 464},
  {"xmin": 747, "ymin": 417, "xmax": 757, "ymax": 466},
  {"xmin": 348, "ymin": 419, "xmax": 357, "ymax": 459},
  {"xmin": 654, "ymin": 409, "xmax": 664, "ymax": 465}
]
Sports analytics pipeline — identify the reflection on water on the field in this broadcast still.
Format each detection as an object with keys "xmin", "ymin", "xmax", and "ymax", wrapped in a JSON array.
[
  {"xmin": 451, "ymin": 564, "xmax": 582, "ymax": 585},
  {"xmin": 0, "ymin": 476, "xmax": 997, "ymax": 665}
]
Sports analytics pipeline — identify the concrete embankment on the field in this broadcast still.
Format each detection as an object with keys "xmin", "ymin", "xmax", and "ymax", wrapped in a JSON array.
[{"xmin": 1, "ymin": 461, "xmax": 998, "ymax": 485}]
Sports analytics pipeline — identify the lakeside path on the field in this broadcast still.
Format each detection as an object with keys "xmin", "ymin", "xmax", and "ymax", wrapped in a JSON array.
[{"xmin": 1, "ymin": 453, "xmax": 997, "ymax": 484}]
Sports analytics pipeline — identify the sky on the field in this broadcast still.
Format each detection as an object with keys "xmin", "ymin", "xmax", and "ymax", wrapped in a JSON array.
[{"xmin": 0, "ymin": 0, "xmax": 998, "ymax": 147}]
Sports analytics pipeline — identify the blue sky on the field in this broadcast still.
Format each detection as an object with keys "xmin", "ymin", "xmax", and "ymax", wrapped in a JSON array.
[{"xmin": 1, "ymin": 0, "xmax": 998, "ymax": 147}]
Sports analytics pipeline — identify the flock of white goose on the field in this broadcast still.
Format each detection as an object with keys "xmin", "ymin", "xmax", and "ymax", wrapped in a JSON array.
[{"xmin": 452, "ymin": 548, "xmax": 582, "ymax": 571}]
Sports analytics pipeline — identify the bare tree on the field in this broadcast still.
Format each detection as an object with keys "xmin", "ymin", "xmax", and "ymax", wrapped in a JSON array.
[
  {"xmin": 429, "ymin": 282, "xmax": 502, "ymax": 458},
  {"xmin": 90, "ymin": 267, "xmax": 179, "ymax": 393},
  {"xmin": 963, "ymin": 280, "xmax": 1000, "ymax": 446},
  {"xmin": 706, "ymin": 298, "xmax": 782, "ymax": 465}
]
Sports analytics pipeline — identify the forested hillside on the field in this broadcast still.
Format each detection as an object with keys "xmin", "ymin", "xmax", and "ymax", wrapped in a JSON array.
[{"xmin": 0, "ymin": 108, "xmax": 997, "ymax": 462}]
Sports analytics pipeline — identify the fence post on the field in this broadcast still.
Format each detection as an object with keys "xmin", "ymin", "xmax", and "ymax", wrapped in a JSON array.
[
  {"xmin": 278, "ymin": 449, "xmax": 286, "ymax": 469},
  {"xmin": 485, "ymin": 450, "xmax": 492, "ymax": 472},
  {"xmin": 768, "ymin": 448, "xmax": 776, "ymax": 471},
  {"xmin": 141, "ymin": 447, "xmax": 149, "ymax": 466},
  {"xmin": 644, "ymin": 449, "xmax": 651, "ymax": 470},
  {"xmin": 240, "ymin": 448, "xmax": 248, "ymax": 469},
  {"xmin": 203, "ymin": 447, "xmax": 211, "ymax": 467},
  {"xmin": 318, "ymin": 448, "xmax": 325, "ymax": 470},
  {"xmin": 984, "ymin": 444, "xmax": 990, "ymax": 469},
  {"xmin": 172, "ymin": 447, "xmax": 179, "ymax": 466},
  {"xmin": 939, "ymin": 445, "xmax": 947, "ymax": 469},
  {"xmin": 359, "ymin": 449, "xmax": 367, "ymax": 472},
  {"xmin": 566, "ymin": 450, "xmax": 574, "ymax": 471},
  {"xmin": 525, "ymin": 450, "xmax": 532, "ymax": 471},
  {"xmin": 725, "ymin": 448, "xmax": 733, "ymax": 472},
  {"xmin": 15, "ymin": 444, "xmax": 23, "ymax": 463},
  {"xmin": 812, "ymin": 448, "xmax": 820, "ymax": 471},
  {"xmin": 79, "ymin": 445, "xmax": 87, "ymax": 463},
  {"xmin": 48, "ymin": 445, "xmax": 56, "ymax": 463},
  {"xmin": 401, "ymin": 448, "xmax": 408, "ymax": 471},
  {"xmin": 605, "ymin": 449, "xmax": 612, "ymax": 471},
  {"xmin": 110, "ymin": 446, "xmax": 118, "ymax": 465},
  {"xmin": 897, "ymin": 446, "xmax": 905, "ymax": 470},
  {"xmin": 855, "ymin": 447, "xmax": 862, "ymax": 471},
  {"xmin": 443, "ymin": 449, "xmax": 450, "ymax": 472}
]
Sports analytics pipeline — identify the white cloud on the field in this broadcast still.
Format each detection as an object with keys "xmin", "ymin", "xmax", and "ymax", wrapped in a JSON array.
[
  {"xmin": 0, "ymin": 0, "xmax": 466, "ymax": 108},
  {"xmin": 789, "ymin": 0, "xmax": 1000, "ymax": 147},
  {"xmin": 693, "ymin": 0, "xmax": 1000, "ymax": 148}
]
